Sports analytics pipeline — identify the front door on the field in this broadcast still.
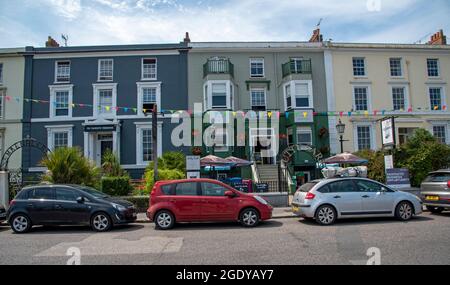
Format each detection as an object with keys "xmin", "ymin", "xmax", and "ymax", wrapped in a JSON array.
[
  {"xmin": 200, "ymin": 182, "xmax": 238, "ymax": 220},
  {"xmin": 96, "ymin": 133, "xmax": 113, "ymax": 165},
  {"xmin": 54, "ymin": 188, "xmax": 91, "ymax": 224},
  {"xmin": 354, "ymin": 180, "xmax": 395, "ymax": 214}
]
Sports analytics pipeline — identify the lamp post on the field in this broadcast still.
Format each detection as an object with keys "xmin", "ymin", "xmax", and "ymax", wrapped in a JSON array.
[{"xmin": 336, "ymin": 119, "xmax": 348, "ymax": 154}]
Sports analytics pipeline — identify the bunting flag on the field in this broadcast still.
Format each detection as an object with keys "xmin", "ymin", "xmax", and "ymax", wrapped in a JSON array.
[{"xmin": 1, "ymin": 94, "xmax": 448, "ymax": 118}]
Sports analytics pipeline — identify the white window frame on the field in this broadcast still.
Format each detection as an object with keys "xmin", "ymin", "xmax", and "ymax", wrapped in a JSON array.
[
  {"xmin": 212, "ymin": 127, "xmax": 230, "ymax": 153},
  {"xmin": 283, "ymin": 80, "xmax": 313, "ymax": 111},
  {"xmin": 0, "ymin": 89, "xmax": 5, "ymax": 119},
  {"xmin": 93, "ymin": 83, "xmax": 117, "ymax": 118},
  {"xmin": 389, "ymin": 58, "xmax": 403, "ymax": 78},
  {"xmin": 0, "ymin": 130, "xmax": 4, "ymax": 158},
  {"xmin": 137, "ymin": 82, "xmax": 161, "ymax": 116},
  {"xmin": 135, "ymin": 122, "xmax": 162, "ymax": 165},
  {"xmin": 430, "ymin": 122, "xmax": 450, "ymax": 145},
  {"xmin": 98, "ymin": 59, "xmax": 114, "ymax": 82},
  {"xmin": 203, "ymin": 80, "xmax": 233, "ymax": 110},
  {"xmin": 390, "ymin": 85, "xmax": 410, "ymax": 111},
  {"xmin": 296, "ymin": 127, "xmax": 313, "ymax": 146},
  {"xmin": 0, "ymin": 63, "xmax": 3, "ymax": 85},
  {"xmin": 427, "ymin": 58, "xmax": 440, "ymax": 78},
  {"xmin": 352, "ymin": 84, "xmax": 372, "ymax": 112},
  {"xmin": 352, "ymin": 57, "xmax": 366, "ymax": 77},
  {"xmin": 250, "ymin": 87, "xmax": 267, "ymax": 110},
  {"xmin": 141, "ymin": 58, "xmax": 157, "ymax": 81},
  {"xmin": 45, "ymin": 125, "xmax": 74, "ymax": 151},
  {"xmin": 249, "ymin": 58, "xmax": 265, "ymax": 78},
  {"xmin": 428, "ymin": 85, "xmax": 447, "ymax": 111},
  {"xmin": 49, "ymin": 84, "xmax": 73, "ymax": 118},
  {"xmin": 353, "ymin": 123, "xmax": 376, "ymax": 151},
  {"xmin": 54, "ymin": 60, "xmax": 71, "ymax": 83}
]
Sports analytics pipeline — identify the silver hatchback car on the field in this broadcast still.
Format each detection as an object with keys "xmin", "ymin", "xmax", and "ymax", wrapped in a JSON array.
[
  {"xmin": 292, "ymin": 178, "xmax": 423, "ymax": 225},
  {"xmin": 420, "ymin": 169, "xmax": 450, "ymax": 213}
]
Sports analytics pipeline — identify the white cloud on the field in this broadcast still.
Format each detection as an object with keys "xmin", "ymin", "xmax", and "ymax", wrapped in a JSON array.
[
  {"xmin": 42, "ymin": 0, "xmax": 82, "ymax": 20},
  {"xmin": 1, "ymin": 0, "xmax": 449, "ymax": 47}
]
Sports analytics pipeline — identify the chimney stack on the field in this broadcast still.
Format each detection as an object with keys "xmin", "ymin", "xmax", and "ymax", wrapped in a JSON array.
[
  {"xmin": 427, "ymin": 29, "xmax": 447, "ymax": 45},
  {"xmin": 309, "ymin": 28, "xmax": 323, "ymax": 43},
  {"xmin": 45, "ymin": 36, "xmax": 60, "ymax": 48},
  {"xmin": 183, "ymin": 32, "xmax": 191, "ymax": 44}
]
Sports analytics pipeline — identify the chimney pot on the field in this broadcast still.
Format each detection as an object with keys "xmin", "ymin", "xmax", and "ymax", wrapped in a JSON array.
[{"xmin": 427, "ymin": 29, "xmax": 447, "ymax": 45}]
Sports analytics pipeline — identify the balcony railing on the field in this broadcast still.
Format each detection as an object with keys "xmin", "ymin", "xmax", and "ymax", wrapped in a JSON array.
[
  {"xmin": 282, "ymin": 59, "xmax": 312, "ymax": 78},
  {"xmin": 203, "ymin": 59, "xmax": 234, "ymax": 78}
]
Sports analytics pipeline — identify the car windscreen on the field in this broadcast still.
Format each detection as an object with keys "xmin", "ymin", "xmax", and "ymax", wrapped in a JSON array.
[
  {"xmin": 298, "ymin": 182, "xmax": 318, "ymax": 192},
  {"xmin": 424, "ymin": 173, "xmax": 450, "ymax": 182},
  {"xmin": 78, "ymin": 186, "xmax": 110, "ymax": 199}
]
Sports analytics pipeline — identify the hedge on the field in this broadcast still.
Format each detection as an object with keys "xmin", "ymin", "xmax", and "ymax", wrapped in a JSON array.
[
  {"xmin": 120, "ymin": 196, "xmax": 149, "ymax": 212},
  {"xmin": 101, "ymin": 176, "xmax": 132, "ymax": 196}
]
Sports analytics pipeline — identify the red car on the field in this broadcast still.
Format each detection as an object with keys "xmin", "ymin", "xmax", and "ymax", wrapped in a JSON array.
[{"xmin": 147, "ymin": 178, "xmax": 273, "ymax": 229}]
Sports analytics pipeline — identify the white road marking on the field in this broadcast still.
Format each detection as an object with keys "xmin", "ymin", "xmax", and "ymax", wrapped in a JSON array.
[{"xmin": 35, "ymin": 233, "xmax": 183, "ymax": 257}]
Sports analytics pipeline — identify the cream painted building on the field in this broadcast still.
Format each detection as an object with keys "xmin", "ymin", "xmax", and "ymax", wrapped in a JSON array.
[
  {"xmin": 0, "ymin": 48, "xmax": 25, "ymax": 169},
  {"xmin": 324, "ymin": 43, "xmax": 450, "ymax": 154}
]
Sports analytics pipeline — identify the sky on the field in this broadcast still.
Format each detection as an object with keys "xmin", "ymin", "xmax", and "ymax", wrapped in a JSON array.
[{"xmin": 0, "ymin": 0, "xmax": 449, "ymax": 47}]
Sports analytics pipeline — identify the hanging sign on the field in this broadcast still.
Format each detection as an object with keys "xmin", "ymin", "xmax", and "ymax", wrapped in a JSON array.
[{"xmin": 381, "ymin": 117, "xmax": 395, "ymax": 147}]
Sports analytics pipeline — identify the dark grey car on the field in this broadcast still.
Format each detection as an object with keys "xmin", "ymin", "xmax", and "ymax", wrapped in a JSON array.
[
  {"xmin": 0, "ymin": 204, "xmax": 6, "ymax": 222},
  {"xmin": 420, "ymin": 170, "xmax": 450, "ymax": 213}
]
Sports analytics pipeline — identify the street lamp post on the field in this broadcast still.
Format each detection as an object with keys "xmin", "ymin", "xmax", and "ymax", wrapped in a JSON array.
[{"xmin": 336, "ymin": 119, "xmax": 348, "ymax": 154}]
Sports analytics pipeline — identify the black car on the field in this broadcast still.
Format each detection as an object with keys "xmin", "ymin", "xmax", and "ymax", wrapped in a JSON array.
[
  {"xmin": 0, "ymin": 204, "xmax": 6, "ymax": 223},
  {"xmin": 7, "ymin": 184, "xmax": 137, "ymax": 233}
]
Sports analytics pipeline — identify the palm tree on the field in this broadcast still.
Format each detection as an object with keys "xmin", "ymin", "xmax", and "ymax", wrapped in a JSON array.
[{"xmin": 41, "ymin": 147, "xmax": 100, "ymax": 187}]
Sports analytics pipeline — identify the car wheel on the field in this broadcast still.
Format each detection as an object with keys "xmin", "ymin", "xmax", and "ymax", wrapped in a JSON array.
[
  {"xmin": 239, "ymin": 208, "xmax": 260, "ymax": 227},
  {"xmin": 155, "ymin": 210, "xmax": 175, "ymax": 230},
  {"xmin": 91, "ymin": 212, "xmax": 112, "ymax": 232},
  {"xmin": 11, "ymin": 214, "xmax": 32, "ymax": 234},
  {"xmin": 426, "ymin": 206, "xmax": 444, "ymax": 214},
  {"xmin": 315, "ymin": 205, "xmax": 337, "ymax": 226},
  {"xmin": 396, "ymin": 201, "xmax": 414, "ymax": 221}
]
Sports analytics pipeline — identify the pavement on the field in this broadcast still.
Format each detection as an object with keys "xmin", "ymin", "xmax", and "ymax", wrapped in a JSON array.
[
  {"xmin": 135, "ymin": 207, "xmax": 295, "ymax": 222},
  {"xmin": 1, "ymin": 211, "xmax": 449, "ymax": 265}
]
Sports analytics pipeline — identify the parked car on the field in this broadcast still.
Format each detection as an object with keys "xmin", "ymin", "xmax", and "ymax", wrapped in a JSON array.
[
  {"xmin": 292, "ymin": 177, "xmax": 422, "ymax": 225},
  {"xmin": 7, "ymin": 184, "xmax": 137, "ymax": 233},
  {"xmin": 147, "ymin": 178, "xmax": 273, "ymax": 230},
  {"xmin": 0, "ymin": 204, "xmax": 6, "ymax": 223},
  {"xmin": 420, "ymin": 169, "xmax": 450, "ymax": 213}
]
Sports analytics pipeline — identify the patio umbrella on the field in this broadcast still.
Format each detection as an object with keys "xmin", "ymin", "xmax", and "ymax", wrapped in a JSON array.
[
  {"xmin": 225, "ymin": 156, "xmax": 253, "ymax": 167},
  {"xmin": 322, "ymin": 152, "xmax": 368, "ymax": 165},
  {"xmin": 200, "ymin": 155, "xmax": 236, "ymax": 179},
  {"xmin": 200, "ymin": 155, "xmax": 235, "ymax": 167}
]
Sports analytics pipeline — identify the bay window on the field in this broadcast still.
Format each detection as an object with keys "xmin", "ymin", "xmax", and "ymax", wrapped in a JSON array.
[{"xmin": 284, "ymin": 80, "xmax": 313, "ymax": 110}]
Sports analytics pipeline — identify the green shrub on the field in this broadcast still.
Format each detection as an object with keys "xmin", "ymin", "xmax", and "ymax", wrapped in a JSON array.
[
  {"xmin": 145, "ymin": 168, "xmax": 185, "ymax": 194},
  {"xmin": 119, "ymin": 196, "xmax": 149, "ymax": 212},
  {"xmin": 101, "ymin": 176, "xmax": 132, "ymax": 196},
  {"xmin": 395, "ymin": 129, "xmax": 450, "ymax": 187},
  {"xmin": 147, "ymin": 151, "xmax": 186, "ymax": 173},
  {"xmin": 102, "ymin": 150, "xmax": 126, "ymax": 177},
  {"xmin": 354, "ymin": 150, "xmax": 386, "ymax": 183},
  {"xmin": 41, "ymin": 147, "xmax": 100, "ymax": 188}
]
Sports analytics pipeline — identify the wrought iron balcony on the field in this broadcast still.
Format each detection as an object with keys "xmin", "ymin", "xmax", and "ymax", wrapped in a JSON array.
[
  {"xmin": 203, "ymin": 59, "xmax": 234, "ymax": 78},
  {"xmin": 282, "ymin": 59, "xmax": 312, "ymax": 78}
]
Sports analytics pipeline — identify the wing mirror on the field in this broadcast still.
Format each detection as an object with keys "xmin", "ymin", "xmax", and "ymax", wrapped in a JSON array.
[
  {"xmin": 224, "ymin": 190, "xmax": 236, "ymax": 198},
  {"xmin": 76, "ymin": 197, "xmax": 85, "ymax": 203}
]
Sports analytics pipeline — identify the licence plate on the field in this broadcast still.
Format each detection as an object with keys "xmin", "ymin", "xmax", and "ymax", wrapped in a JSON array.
[
  {"xmin": 0, "ymin": 213, "xmax": 6, "ymax": 218},
  {"xmin": 292, "ymin": 206, "xmax": 299, "ymax": 212},
  {"xmin": 426, "ymin": 196, "xmax": 439, "ymax": 201}
]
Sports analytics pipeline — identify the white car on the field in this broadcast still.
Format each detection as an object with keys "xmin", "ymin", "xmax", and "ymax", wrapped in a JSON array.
[{"xmin": 292, "ymin": 177, "xmax": 423, "ymax": 225}]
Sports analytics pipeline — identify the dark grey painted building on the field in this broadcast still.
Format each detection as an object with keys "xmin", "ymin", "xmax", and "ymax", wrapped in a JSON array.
[{"xmin": 22, "ymin": 42, "xmax": 190, "ymax": 178}]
